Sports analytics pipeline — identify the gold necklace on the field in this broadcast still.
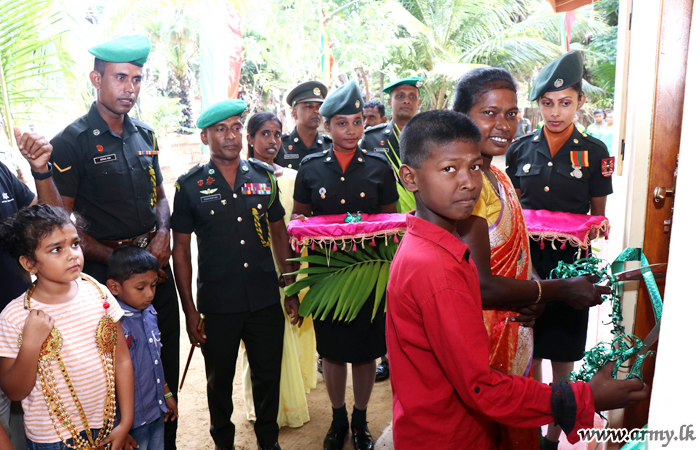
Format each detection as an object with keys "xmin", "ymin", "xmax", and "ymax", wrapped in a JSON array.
[{"xmin": 20, "ymin": 273, "xmax": 117, "ymax": 450}]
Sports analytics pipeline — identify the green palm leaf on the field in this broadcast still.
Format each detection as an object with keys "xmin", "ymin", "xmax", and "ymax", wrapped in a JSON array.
[
  {"xmin": 288, "ymin": 243, "xmax": 401, "ymax": 322},
  {"xmin": 347, "ymin": 261, "xmax": 381, "ymax": 322},
  {"xmin": 372, "ymin": 262, "xmax": 392, "ymax": 321},
  {"xmin": 334, "ymin": 265, "xmax": 365, "ymax": 321}
]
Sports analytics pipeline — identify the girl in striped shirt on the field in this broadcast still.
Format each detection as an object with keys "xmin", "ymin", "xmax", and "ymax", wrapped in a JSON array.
[{"xmin": 0, "ymin": 204, "xmax": 135, "ymax": 450}]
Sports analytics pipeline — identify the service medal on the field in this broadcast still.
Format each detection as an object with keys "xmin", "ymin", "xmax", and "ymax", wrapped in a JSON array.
[{"xmin": 572, "ymin": 166, "xmax": 583, "ymax": 179}]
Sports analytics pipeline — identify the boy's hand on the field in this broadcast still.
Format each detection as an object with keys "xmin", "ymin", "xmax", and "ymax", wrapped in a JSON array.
[
  {"xmin": 99, "ymin": 423, "xmax": 139, "ymax": 450},
  {"xmin": 589, "ymin": 361, "xmax": 650, "ymax": 411},
  {"xmin": 165, "ymin": 396, "xmax": 178, "ymax": 421},
  {"xmin": 22, "ymin": 310, "xmax": 54, "ymax": 350},
  {"xmin": 510, "ymin": 303, "xmax": 546, "ymax": 326},
  {"xmin": 562, "ymin": 276, "xmax": 609, "ymax": 309}
]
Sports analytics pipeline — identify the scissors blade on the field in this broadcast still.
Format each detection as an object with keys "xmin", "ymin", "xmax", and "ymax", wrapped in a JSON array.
[
  {"xmin": 639, "ymin": 322, "xmax": 661, "ymax": 354},
  {"xmin": 614, "ymin": 263, "xmax": 667, "ymax": 282}
]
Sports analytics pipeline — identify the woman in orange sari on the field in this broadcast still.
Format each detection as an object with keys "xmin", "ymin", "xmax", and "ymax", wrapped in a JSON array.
[{"xmin": 453, "ymin": 68, "xmax": 608, "ymax": 449}]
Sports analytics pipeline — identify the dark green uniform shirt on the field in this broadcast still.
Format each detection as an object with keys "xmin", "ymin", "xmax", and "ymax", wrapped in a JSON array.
[
  {"xmin": 505, "ymin": 127, "xmax": 613, "ymax": 214},
  {"xmin": 274, "ymin": 127, "xmax": 332, "ymax": 170},
  {"xmin": 294, "ymin": 148, "xmax": 398, "ymax": 215},
  {"xmin": 359, "ymin": 120, "xmax": 401, "ymax": 168},
  {"xmin": 171, "ymin": 158, "xmax": 285, "ymax": 314},
  {"xmin": 50, "ymin": 103, "xmax": 163, "ymax": 241}
]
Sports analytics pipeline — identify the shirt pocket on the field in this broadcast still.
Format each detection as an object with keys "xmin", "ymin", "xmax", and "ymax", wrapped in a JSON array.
[
  {"xmin": 514, "ymin": 163, "xmax": 543, "ymax": 178},
  {"xmin": 195, "ymin": 198, "xmax": 231, "ymax": 236},
  {"xmin": 555, "ymin": 163, "xmax": 591, "ymax": 180},
  {"xmin": 84, "ymin": 157, "xmax": 129, "ymax": 203},
  {"xmin": 350, "ymin": 185, "xmax": 378, "ymax": 209}
]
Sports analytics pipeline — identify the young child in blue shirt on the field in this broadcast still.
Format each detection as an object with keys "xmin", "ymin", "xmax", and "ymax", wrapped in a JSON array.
[{"xmin": 107, "ymin": 246, "xmax": 178, "ymax": 449}]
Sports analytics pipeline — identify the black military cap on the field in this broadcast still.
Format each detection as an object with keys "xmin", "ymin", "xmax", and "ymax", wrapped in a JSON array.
[
  {"xmin": 286, "ymin": 81, "xmax": 328, "ymax": 107},
  {"xmin": 529, "ymin": 50, "xmax": 584, "ymax": 101},
  {"xmin": 318, "ymin": 81, "xmax": 364, "ymax": 119}
]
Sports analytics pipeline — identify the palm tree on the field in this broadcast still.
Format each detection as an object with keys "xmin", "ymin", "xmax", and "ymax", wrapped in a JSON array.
[
  {"xmin": 385, "ymin": 0, "xmax": 609, "ymax": 109},
  {"xmin": 0, "ymin": 0, "xmax": 77, "ymax": 146}
]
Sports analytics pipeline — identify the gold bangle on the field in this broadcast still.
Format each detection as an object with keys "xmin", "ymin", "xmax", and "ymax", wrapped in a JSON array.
[{"xmin": 534, "ymin": 280, "xmax": 542, "ymax": 304}]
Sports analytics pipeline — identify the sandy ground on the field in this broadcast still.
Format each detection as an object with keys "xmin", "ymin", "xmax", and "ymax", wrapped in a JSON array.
[{"xmin": 173, "ymin": 316, "xmax": 394, "ymax": 450}]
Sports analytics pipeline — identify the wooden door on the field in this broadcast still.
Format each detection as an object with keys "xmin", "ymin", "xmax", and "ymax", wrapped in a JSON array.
[{"xmin": 622, "ymin": 0, "xmax": 693, "ymax": 431}]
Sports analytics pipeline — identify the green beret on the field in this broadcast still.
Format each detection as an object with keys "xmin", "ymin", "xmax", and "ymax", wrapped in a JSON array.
[
  {"xmin": 382, "ymin": 76, "xmax": 425, "ymax": 94},
  {"xmin": 88, "ymin": 35, "xmax": 152, "ymax": 67},
  {"xmin": 529, "ymin": 50, "xmax": 583, "ymax": 101},
  {"xmin": 318, "ymin": 81, "xmax": 364, "ymax": 118},
  {"xmin": 197, "ymin": 99, "xmax": 248, "ymax": 129},
  {"xmin": 287, "ymin": 81, "xmax": 328, "ymax": 107}
]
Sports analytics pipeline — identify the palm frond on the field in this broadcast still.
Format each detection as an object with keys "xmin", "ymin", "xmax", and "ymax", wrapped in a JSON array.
[{"xmin": 285, "ymin": 241, "xmax": 399, "ymax": 323}]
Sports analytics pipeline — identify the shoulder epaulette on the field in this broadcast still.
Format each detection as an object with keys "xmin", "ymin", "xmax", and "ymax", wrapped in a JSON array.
[
  {"xmin": 131, "ymin": 118, "xmax": 155, "ymax": 133},
  {"xmin": 579, "ymin": 132, "xmax": 608, "ymax": 152},
  {"xmin": 56, "ymin": 116, "xmax": 90, "ymax": 139},
  {"xmin": 282, "ymin": 132, "xmax": 290, "ymax": 137},
  {"xmin": 248, "ymin": 158, "xmax": 274, "ymax": 173},
  {"xmin": 300, "ymin": 151, "xmax": 327, "ymax": 166},
  {"xmin": 364, "ymin": 123, "xmax": 388, "ymax": 134},
  {"xmin": 322, "ymin": 134, "xmax": 333, "ymax": 142},
  {"xmin": 364, "ymin": 151, "xmax": 390, "ymax": 163},
  {"xmin": 177, "ymin": 164, "xmax": 202, "ymax": 182}
]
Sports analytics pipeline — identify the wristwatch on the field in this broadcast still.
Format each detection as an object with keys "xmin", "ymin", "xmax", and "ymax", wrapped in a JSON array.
[{"xmin": 31, "ymin": 162, "xmax": 53, "ymax": 180}]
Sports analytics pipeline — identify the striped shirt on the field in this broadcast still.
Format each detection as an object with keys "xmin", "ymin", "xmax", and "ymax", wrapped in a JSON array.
[{"xmin": 0, "ymin": 277, "xmax": 124, "ymax": 443}]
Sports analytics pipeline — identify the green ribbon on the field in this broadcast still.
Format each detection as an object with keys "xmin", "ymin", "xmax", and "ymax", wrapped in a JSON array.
[
  {"xmin": 344, "ymin": 212, "xmax": 362, "ymax": 223},
  {"xmin": 550, "ymin": 248, "xmax": 663, "ymax": 383}
]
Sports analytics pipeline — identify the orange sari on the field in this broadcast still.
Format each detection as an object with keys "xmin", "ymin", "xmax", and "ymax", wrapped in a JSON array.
[
  {"xmin": 484, "ymin": 168, "xmax": 533, "ymax": 376},
  {"xmin": 482, "ymin": 167, "xmax": 539, "ymax": 450}
]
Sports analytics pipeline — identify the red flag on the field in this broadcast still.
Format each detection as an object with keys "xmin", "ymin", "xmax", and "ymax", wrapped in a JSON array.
[
  {"xmin": 564, "ymin": 10, "xmax": 577, "ymax": 52},
  {"xmin": 227, "ymin": 6, "xmax": 244, "ymax": 99}
]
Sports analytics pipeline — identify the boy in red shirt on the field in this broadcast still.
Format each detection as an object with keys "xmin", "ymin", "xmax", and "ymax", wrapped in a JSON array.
[{"xmin": 386, "ymin": 110, "xmax": 649, "ymax": 449}]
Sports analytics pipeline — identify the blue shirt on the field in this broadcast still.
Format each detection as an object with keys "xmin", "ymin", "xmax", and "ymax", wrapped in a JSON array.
[{"xmin": 118, "ymin": 301, "xmax": 167, "ymax": 427}]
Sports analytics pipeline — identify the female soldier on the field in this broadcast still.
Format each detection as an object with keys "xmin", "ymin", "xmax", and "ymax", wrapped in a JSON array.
[
  {"xmin": 505, "ymin": 51, "xmax": 614, "ymax": 449},
  {"xmin": 453, "ymin": 67, "xmax": 609, "ymax": 449},
  {"xmin": 293, "ymin": 81, "xmax": 398, "ymax": 450}
]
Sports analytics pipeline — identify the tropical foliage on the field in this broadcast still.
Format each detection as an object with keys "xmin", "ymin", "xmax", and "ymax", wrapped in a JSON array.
[
  {"xmin": 0, "ymin": 0, "xmax": 77, "ymax": 145},
  {"xmin": 284, "ymin": 241, "xmax": 398, "ymax": 322},
  {"xmin": 0, "ymin": 0, "xmax": 619, "ymax": 137}
]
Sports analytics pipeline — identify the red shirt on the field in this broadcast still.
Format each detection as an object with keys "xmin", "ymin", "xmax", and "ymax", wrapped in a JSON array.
[{"xmin": 386, "ymin": 214, "xmax": 594, "ymax": 449}]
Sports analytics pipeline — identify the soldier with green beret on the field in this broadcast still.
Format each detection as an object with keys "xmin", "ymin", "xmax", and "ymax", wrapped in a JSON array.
[
  {"xmin": 172, "ymin": 99, "xmax": 301, "ymax": 450},
  {"xmin": 275, "ymin": 81, "xmax": 333, "ymax": 170},
  {"xmin": 49, "ymin": 34, "xmax": 182, "ymax": 449},
  {"xmin": 360, "ymin": 76, "xmax": 424, "ymax": 168},
  {"xmin": 505, "ymin": 50, "xmax": 613, "ymax": 450},
  {"xmin": 293, "ymin": 80, "xmax": 398, "ymax": 450}
]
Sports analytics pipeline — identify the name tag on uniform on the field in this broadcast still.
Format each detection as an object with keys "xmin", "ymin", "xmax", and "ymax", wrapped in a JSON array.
[
  {"xmin": 374, "ymin": 148, "xmax": 388, "ymax": 153},
  {"xmin": 200, "ymin": 194, "xmax": 222, "ymax": 203},
  {"xmin": 93, "ymin": 154, "xmax": 117, "ymax": 164},
  {"xmin": 284, "ymin": 154, "xmax": 300, "ymax": 159},
  {"xmin": 242, "ymin": 183, "xmax": 271, "ymax": 195}
]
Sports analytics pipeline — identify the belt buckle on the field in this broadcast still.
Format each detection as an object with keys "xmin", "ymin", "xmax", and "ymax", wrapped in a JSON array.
[{"xmin": 136, "ymin": 236, "xmax": 149, "ymax": 248}]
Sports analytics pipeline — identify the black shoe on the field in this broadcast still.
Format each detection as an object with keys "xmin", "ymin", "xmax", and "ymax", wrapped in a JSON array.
[
  {"xmin": 318, "ymin": 357, "xmax": 324, "ymax": 374},
  {"xmin": 324, "ymin": 422, "xmax": 349, "ymax": 450},
  {"xmin": 375, "ymin": 359, "xmax": 389, "ymax": 382},
  {"xmin": 258, "ymin": 443, "xmax": 281, "ymax": 450},
  {"xmin": 351, "ymin": 423, "xmax": 374, "ymax": 450}
]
